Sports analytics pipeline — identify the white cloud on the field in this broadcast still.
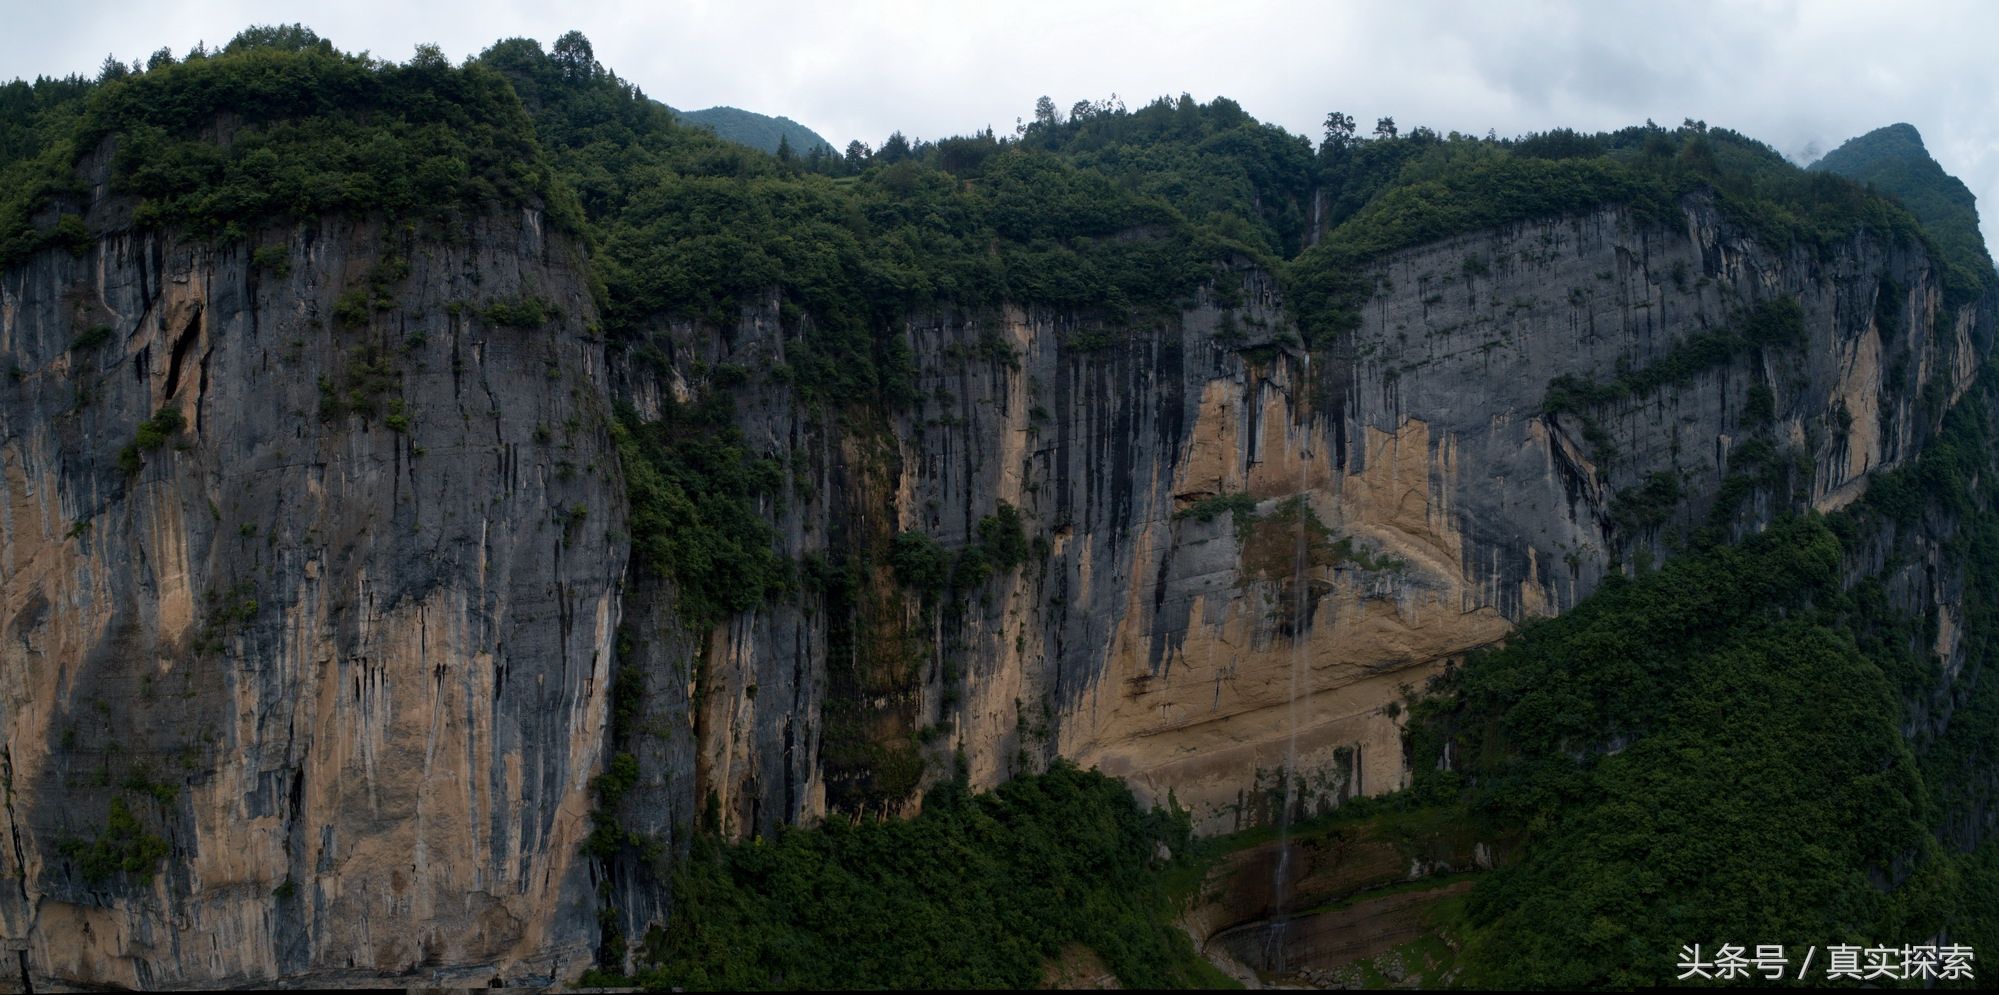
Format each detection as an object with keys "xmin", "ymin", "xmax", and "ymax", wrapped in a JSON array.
[{"xmin": 5, "ymin": 0, "xmax": 1998, "ymax": 247}]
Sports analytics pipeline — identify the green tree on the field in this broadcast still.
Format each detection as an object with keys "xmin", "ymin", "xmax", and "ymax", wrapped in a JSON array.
[
  {"xmin": 1033, "ymin": 94, "xmax": 1059, "ymax": 128},
  {"xmin": 223, "ymin": 23, "xmax": 329, "ymax": 54},
  {"xmin": 842, "ymin": 139, "xmax": 870, "ymax": 171},
  {"xmin": 552, "ymin": 30, "xmax": 596, "ymax": 80},
  {"xmin": 409, "ymin": 43, "xmax": 448, "ymax": 70},
  {"xmin": 1321, "ymin": 110, "xmax": 1355, "ymax": 151}
]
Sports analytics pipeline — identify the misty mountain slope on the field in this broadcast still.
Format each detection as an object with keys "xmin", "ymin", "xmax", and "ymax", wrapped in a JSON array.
[
  {"xmin": 1812, "ymin": 122, "xmax": 1996, "ymax": 298},
  {"xmin": 670, "ymin": 103, "xmax": 835, "ymax": 155}
]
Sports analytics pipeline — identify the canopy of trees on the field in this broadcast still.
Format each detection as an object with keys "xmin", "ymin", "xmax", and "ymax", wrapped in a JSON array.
[{"xmin": 5, "ymin": 30, "xmax": 1979, "ymax": 374}]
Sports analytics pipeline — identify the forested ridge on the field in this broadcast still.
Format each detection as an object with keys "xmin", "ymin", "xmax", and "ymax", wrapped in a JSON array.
[
  {"xmin": 6, "ymin": 23, "xmax": 1999, "ymax": 990},
  {"xmin": 10, "ymin": 24, "xmax": 1989, "ymax": 353}
]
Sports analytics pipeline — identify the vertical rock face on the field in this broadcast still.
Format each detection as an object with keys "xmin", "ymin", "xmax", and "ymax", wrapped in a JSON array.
[
  {"xmin": 0, "ymin": 213, "xmax": 623, "ymax": 988},
  {"xmin": 923, "ymin": 197, "xmax": 1978, "ymax": 832},
  {"xmin": 4, "ymin": 189, "xmax": 1988, "ymax": 985},
  {"xmin": 608, "ymin": 193, "xmax": 1986, "ymax": 871}
]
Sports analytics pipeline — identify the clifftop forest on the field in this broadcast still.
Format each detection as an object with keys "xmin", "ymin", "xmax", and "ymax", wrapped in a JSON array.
[
  {"xmin": 7, "ymin": 25, "xmax": 1987, "ymax": 347},
  {"xmin": 3, "ymin": 22, "xmax": 1998, "ymax": 991}
]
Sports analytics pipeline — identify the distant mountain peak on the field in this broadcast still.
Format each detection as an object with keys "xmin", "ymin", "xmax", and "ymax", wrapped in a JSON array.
[
  {"xmin": 665, "ymin": 104, "xmax": 834, "ymax": 156},
  {"xmin": 1811, "ymin": 121, "xmax": 1994, "ymax": 292},
  {"xmin": 1813, "ymin": 122, "xmax": 1927, "ymax": 167}
]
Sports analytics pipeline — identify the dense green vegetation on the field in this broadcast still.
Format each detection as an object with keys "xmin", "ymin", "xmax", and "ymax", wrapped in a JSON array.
[
  {"xmin": 1839, "ymin": 373, "xmax": 1999, "ymax": 836},
  {"xmin": 469, "ymin": 40, "xmax": 1318, "ymax": 402},
  {"xmin": 888, "ymin": 503, "xmax": 1033, "ymax": 600},
  {"xmin": 57, "ymin": 798, "xmax": 170, "ymax": 885},
  {"xmin": 0, "ymin": 24, "xmax": 573, "ymax": 266},
  {"xmin": 6, "ymin": 29, "xmax": 1967, "ymax": 361},
  {"xmin": 1383, "ymin": 369, "xmax": 1999, "ymax": 987},
  {"xmin": 0, "ymin": 71, "xmax": 91, "ymax": 172},
  {"xmin": 597, "ymin": 761, "xmax": 1227, "ymax": 990},
  {"xmin": 615, "ymin": 395, "xmax": 790, "ymax": 630},
  {"xmin": 1407, "ymin": 518, "xmax": 1923, "ymax": 986},
  {"xmin": 1174, "ymin": 490, "xmax": 1259, "ymax": 533}
]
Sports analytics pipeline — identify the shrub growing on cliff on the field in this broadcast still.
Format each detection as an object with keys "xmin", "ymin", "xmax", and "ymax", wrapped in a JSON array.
[
  {"xmin": 616, "ymin": 398, "xmax": 790, "ymax": 629},
  {"xmin": 480, "ymin": 294, "xmax": 558, "ymax": 328},
  {"xmin": 584, "ymin": 752, "xmax": 643, "ymax": 859},
  {"xmin": 133, "ymin": 407, "xmax": 183, "ymax": 448},
  {"xmin": 250, "ymin": 242, "xmax": 292, "ymax": 276},
  {"xmin": 944, "ymin": 502, "xmax": 1036, "ymax": 590},
  {"xmin": 1607, "ymin": 470, "xmax": 1684, "ymax": 534},
  {"xmin": 57, "ymin": 798, "xmax": 170, "ymax": 884},
  {"xmin": 889, "ymin": 530, "xmax": 948, "ymax": 594},
  {"xmin": 68, "ymin": 323, "xmax": 113, "ymax": 352},
  {"xmin": 117, "ymin": 407, "xmax": 185, "ymax": 474},
  {"xmin": 1174, "ymin": 490, "xmax": 1258, "ymax": 533},
  {"xmin": 975, "ymin": 501, "xmax": 1031, "ymax": 572}
]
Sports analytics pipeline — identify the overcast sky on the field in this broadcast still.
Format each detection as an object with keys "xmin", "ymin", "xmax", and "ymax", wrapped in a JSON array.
[{"xmin": 6, "ymin": 0, "xmax": 1998, "ymax": 248}]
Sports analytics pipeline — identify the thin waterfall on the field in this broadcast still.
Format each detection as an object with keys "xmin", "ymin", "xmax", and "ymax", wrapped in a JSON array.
[{"xmin": 1266, "ymin": 352, "xmax": 1313, "ymax": 974}]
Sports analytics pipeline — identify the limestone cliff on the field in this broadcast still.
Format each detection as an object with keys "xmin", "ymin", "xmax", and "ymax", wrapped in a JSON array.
[
  {"xmin": 593, "ymin": 192, "xmax": 1989, "ymax": 956},
  {"xmin": 0, "ymin": 211, "xmax": 621, "ymax": 987},
  {"xmin": 1, "ymin": 185, "xmax": 1989, "ymax": 988}
]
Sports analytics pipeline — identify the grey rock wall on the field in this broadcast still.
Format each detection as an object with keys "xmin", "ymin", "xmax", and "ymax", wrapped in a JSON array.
[{"xmin": 0, "ymin": 212, "xmax": 622, "ymax": 988}]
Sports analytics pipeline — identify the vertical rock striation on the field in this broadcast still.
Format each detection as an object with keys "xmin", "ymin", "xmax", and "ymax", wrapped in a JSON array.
[
  {"xmin": 2, "ymin": 187, "xmax": 1987, "ymax": 984},
  {"xmin": 0, "ymin": 212, "xmax": 623, "ymax": 987},
  {"xmin": 606, "ymin": 192, "xmax": 1987, "ymax": 878}
]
